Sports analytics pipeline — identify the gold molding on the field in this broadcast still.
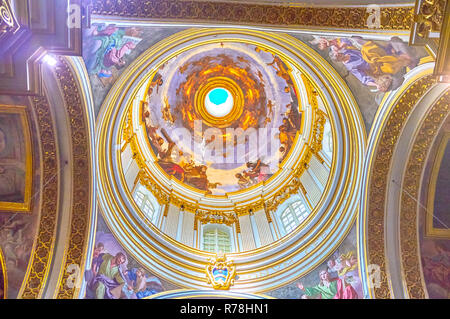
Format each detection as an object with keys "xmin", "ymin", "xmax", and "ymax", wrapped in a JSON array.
[
  {"xmin": 195, "ymin": 210, "xmax": 238, "ymax": 227},
  {"xmin": 90, "ymin": 0, "xmax": 414, "ymax": 30},
  {"xmin": 366, "ymin": 74, "xmax": 436, "ymax": 299},
  {"xmin": 0, "ymin": 246, "xmax": 7, "ymax": 299},
  {"xmin": 400, "ymin": 89, "xmax": 449, "ymax": 298},
  {"xmin": 19, "ymin": 95, "xmax": 59, "ymax": 299},
  {"xmin": 434, "ymin": 0, "xmax": 450, "ymax": 82},
  {"xmin": 425, "ymin": 128, "xmax": 450, "ymax": 238},
  {"xmin": 205, "ymin": 253, "xmax": 236, "ymax": 290},
  {"xmin": 410, "ymin": 0, "xmax": 449, "ymax": 82},
  {"xmin": 53, "ymin": 57, "xmax": 91, "ymax": 299},
  {"xmin": 0, "ymin": 105, "xmax": 33, "ymax": 212}
]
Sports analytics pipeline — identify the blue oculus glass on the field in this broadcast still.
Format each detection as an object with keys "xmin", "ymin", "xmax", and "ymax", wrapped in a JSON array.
[{"xmin": 208, "ymin": 88, "xmax": 229, "ymax": 105}]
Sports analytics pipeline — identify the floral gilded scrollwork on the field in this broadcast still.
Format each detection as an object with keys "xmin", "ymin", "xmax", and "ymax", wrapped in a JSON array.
[{"xmin": 90, "ymin": 0, "xmax": 413, "ymax": 30}]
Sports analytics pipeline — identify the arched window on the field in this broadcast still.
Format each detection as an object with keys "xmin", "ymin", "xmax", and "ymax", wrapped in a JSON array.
[
  {"xmin": 133, "ymin": 185, "xmax": 156, "ymax": 221},
  {"xmin": 280, "ymin": 200, "xmax": 309, "ymax": 233},
  {"xmin": 202, "ymin": 227, "xmax": 232, "ymax": 253}
]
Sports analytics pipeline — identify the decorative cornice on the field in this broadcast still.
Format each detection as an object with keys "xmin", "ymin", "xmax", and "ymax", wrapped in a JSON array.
[
  {"xmin": 400, "ymin": 89, "xmax": 449, "ymax": 298},
  {"xmin": 366, "ymin": 75, "xmax": 436, "ymax": 299},
  {"xmin": 90, "ymin": 0, "xmax": 413, "ymax": 30},
  {"xmin": 132, "ymin": 108, "xmax": 325, "ymax": 217},
  {"xmin": 20, "ymin": 96, "xmax": 59, "ymax": 299},
  {"xmin": 53, "ymin": 57, "xmax": 91, "ymax": 299},
  {"xmin": 195, "ymin": 210, "xmax": 238, "ymax": 227}
]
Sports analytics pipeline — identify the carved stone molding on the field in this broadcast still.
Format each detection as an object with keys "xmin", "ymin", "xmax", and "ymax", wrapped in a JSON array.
[
  {"xmin": 366, "ymin": 75, "xmax": 435, "ymax": 299},
  {"xmin": 400, "ymin": 89, "xmax": 449, "ymax": 298},
  {"xmin": 20, "ymin": 95, "xmax": 59, "ymax": 299},
  {"xmin": 91, "ymin": 0, "xmax": 413, "ymax": 30},
  {"xmin": 53, "ymin": 57, "xmax": 91, "ymax": 299}
]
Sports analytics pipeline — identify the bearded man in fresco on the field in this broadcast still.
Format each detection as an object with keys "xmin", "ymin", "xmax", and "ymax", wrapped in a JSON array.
[
  {"xmin": 297, "ymin": 270, "xmax": 358, "ymax": 299},
  {"xmin": 91, "ymin": 252, "xmax": 127, "ymax": 299}
]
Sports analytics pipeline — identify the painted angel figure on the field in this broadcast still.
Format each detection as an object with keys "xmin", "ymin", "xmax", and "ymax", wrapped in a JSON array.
[{"xmin": 83, "ymin": 24, "xmax": 142, "ymax": 78}]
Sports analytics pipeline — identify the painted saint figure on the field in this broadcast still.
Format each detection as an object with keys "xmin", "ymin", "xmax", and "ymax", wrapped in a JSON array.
[
  {"xmin": 91, "ymin": 252, "xmax": 127, "ymax": 299},
  {"xmin": 297, "ymin": 270, "xmax": 358, "ymax": 299}
]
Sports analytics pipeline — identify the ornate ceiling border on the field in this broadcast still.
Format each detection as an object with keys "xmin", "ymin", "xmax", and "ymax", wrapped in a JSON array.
[
  {"xmin": 90, "ymin": 0, "xmax": 413, "ymax": 30},
  {"xmin": 126, "ymin": 99, "xmax": 326, "ymax": 216},
  {"xmin": 52, "ymin": 57, "xmax": 92, "ymax": 299},
  {"xmin": 19, "ymin": 95, "xmax": 59, "ymax": 298},
  {"xmin": 362, "ymin": 73, "xmax": 437, "ymax": 299},
  {"xmin": 0, "ymin": 105, "xmax": 33, "ymax": 212},
  {"xmin": 400, "ymin": 88, "xmax": 449, "ymax": 298}
]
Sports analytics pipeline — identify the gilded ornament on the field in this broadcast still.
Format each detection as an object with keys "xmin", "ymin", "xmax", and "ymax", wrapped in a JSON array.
[
  {"xmin": 53, "ymin": 58, "xmax": 91, "ymax": 299},
  {"xmin": 205, "ymin": 253, "xmax": 237, "ymax": 290},
  {"xmin": 20, "ymin": 95, "xmax": 58, "ymax": 299}
]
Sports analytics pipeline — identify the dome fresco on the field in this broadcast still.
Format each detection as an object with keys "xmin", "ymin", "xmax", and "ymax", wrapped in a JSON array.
[{"xmin": 141, "ymin": 42, "xmax": 302, "ymax": 195}]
